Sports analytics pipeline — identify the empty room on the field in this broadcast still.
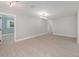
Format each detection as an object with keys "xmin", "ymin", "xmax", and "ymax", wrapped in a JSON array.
[{"xmin": 0, "ymin": 1, "xmax": 79, "ymax": 57}]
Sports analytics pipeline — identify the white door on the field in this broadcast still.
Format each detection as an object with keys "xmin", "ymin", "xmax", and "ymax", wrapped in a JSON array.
[{"xmin": 0, "ymin": 16, "xmax": 2, "ymax": 43}]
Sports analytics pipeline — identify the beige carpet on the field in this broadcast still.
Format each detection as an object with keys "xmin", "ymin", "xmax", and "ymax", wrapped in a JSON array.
[{"xmin": 0, "ymin": 34, "xmax": 78, "ymax": 57}]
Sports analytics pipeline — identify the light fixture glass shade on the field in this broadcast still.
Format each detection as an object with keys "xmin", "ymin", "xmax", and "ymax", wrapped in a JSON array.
[
  {"xmin": 10, "ymin": 2, "xmax": 13, "ymax": 7},
  {"xmin": 39, "ymin": 12, "xmax": 48, "ymax": 17},
  {"xmin": 39, "ymin": 11, "xmax": 48, "ymax": 20},
  {"xmin": 40, "ymin": 16, "xmax": 48, "ymax": 20},
  {"xmin": 8, "ymin": 1, "xmax": 14, "ymax": 7}
]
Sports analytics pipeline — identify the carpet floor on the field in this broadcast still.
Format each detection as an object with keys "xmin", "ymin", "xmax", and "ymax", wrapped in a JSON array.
[{"xmin": 0, "ymin": 34, "xmax": 78, "ymax": 57}]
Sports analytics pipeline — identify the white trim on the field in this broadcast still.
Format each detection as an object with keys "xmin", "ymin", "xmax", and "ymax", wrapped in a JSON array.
[
  {"xmin": 14, "ymin": 15, "xmax": 16, "ymax": 42},
  {"xmin": 53, "ymin": 33, "xmax": 77, "ymax": 38},
  {"xmin": 15, "ymin": 32, "xmax": 48, "ymax": 42},
  {"xmin": 77, "ymin": 10, "xmax": 79, "ymax": 44},
  {"xmin": 0, "ymin": 16, "xmax": 2, "ymax": 42}
]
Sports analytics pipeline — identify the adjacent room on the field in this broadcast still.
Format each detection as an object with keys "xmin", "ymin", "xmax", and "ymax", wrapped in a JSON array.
[{"xmin": 0, "ymin": 1, "xmax": 79, "ymax": 57}]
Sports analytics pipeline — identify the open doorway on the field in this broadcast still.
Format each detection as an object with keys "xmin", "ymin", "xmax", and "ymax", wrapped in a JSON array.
[{"xmin": 0, "ymin": 13, "xmax": 16, "ymax": 46}]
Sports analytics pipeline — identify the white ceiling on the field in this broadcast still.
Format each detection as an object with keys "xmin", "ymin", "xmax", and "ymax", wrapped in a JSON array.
[{"xmin": 0, "ymin": 1, "xmax": 79, "ymax": 19}]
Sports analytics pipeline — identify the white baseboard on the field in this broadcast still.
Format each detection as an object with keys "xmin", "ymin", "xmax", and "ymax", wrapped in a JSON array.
[
  {"xmin": 53, "ymin": 33, "xmax": 77, "ymax": 38},
  {"xmin": 15, "ymin": 32, "xmax": 48, "ymax": 42}
]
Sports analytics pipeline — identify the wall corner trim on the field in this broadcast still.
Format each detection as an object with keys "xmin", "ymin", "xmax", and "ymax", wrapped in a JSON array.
[
  {"xmin": 15, "ymin": 32, "xmax": 48, "ymax": 42},
  {"xmin": 53, "ymin": 33, "xmax": 77, "ymax": 38}
]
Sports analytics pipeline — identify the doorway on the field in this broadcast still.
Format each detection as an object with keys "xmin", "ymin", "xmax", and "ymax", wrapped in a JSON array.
[
  {"xmin": 0, "ymin": 13, "xmax": 16, "ymax": 46},
  {"xmin": 0, "ymin": 16, "xmax": 2, "ymax": 44}
]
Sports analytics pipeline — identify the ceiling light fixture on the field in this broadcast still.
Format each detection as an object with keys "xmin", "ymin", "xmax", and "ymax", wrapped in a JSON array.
[
  {"xmin": 8, "ymin": 1, "xmax": 14, "ymax": 7},
  {"xmin": 8, "ymin": 1, "xmax": 19, "ymax": 7},
  {"xmin": 38, "ymin": 11, "xmax": 48, "ymax": 19},
  {"xmin": 39, "ymin": 11, "xmax": 48, "ymax": 17}
]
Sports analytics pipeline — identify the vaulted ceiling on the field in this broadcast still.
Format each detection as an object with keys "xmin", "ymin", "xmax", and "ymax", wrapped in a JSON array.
[{"xmin": 0, "ymin": 1, "xmax": 79, "ymax": 19}]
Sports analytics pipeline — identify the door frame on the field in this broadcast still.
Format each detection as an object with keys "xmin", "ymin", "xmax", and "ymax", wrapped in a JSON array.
[
  {"xmin": 0, "ymin": 12, "xmax": 16, "ymax": 42},
  {"xmin": 0, "ymin": 15, "xmax": 2, "ymax": 43}
]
